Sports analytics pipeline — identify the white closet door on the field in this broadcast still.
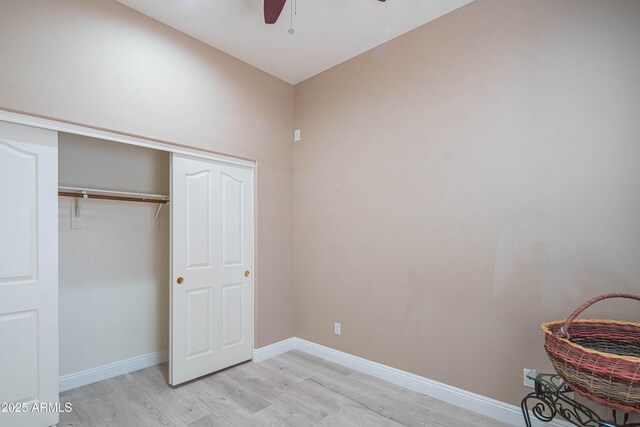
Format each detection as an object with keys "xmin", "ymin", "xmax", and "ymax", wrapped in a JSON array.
[
  {"xmin": 0, "ymin": 121, "xmax": 58, "ymax": 427},
  {"xmin": 170, "ymin": 154, "xmax": 254, "ymax": 385}
]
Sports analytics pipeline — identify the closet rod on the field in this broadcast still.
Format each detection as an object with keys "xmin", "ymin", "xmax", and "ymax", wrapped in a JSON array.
[
  {"xmin": 59, "ymin": 192, "xmax": 170, "ymax": 204},
  {"xmin": 58, "ymin": 186, "xmax": 169, "ymax": 204}
]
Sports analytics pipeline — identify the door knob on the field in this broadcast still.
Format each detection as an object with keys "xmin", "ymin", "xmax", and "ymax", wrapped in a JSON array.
[
  {"xmin": 244, "ymin": 271, "xmax": 251, "ymax": 278},
  {"xmin": 177, "ymin": 277, "xmax": 184, "ymax": 285}
]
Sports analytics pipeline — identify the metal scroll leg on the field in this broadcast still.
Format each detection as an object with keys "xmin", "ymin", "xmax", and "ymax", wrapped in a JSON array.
[
  {"xmin": 521, "ymin": 392, "xmax": 557, "ymax": 426},
  {"xmin": 521, "ymin": 394, "xmax": 534, "ymax": 427}
]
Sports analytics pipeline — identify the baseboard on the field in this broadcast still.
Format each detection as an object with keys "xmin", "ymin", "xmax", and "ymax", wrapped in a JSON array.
[
  {"xmin": 254, "ymin": 337, "xmax": 570, "ymax": 427},
  {"xmin": 59, "ymin": 350, "xmax": 168, "ymax": 392},
  {"xmin": 252, "ymin": 337, "xmax": 297, "ymax": 363}
]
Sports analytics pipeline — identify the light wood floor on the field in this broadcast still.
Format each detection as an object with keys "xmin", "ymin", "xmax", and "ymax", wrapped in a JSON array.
[{"xmin": 59, "ymin": 351, "xmax": 508, "ymax": 426}]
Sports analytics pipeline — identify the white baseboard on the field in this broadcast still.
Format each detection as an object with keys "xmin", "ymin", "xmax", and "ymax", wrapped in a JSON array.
[
  {"xmin": 59, "ymin": 350, "xmax": 168, "ymax": 392},
  {"xmin": 254, "ymin": 337, "xmax": 570, "ymax": 427},
  {"xmin": 252, "ymin": 337, "xmax": 297, "ymax": 363}
]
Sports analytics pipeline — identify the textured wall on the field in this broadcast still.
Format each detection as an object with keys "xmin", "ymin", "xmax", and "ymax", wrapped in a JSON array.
[
  {"xmin": 294, "ymin": 0, "xmax": 640, "ymax": 405},
  {"xmin": 0, "ymin": 0, "xmax": 294, "ymax": 348}
]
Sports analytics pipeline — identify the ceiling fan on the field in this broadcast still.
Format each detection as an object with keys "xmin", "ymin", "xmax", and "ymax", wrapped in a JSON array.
[{"xmin": 264, "ymin": 0, "xmax": 386, "ymax": 24}]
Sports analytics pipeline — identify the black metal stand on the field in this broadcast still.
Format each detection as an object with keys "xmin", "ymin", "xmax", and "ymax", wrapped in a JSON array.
[{"xmin": 521, "ymin": 373, "xmax": 639, "ymax": 427}]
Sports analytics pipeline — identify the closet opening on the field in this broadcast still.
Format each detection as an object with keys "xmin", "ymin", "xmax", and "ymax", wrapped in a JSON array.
[{"xmin": 58, "ymin": 132, "xmax": 171, "ymax": 391}]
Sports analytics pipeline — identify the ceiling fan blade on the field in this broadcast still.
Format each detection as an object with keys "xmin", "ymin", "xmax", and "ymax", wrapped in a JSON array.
[{"xmin": 264, "ymin": 0, "xmax": 287, "ymax": 24}]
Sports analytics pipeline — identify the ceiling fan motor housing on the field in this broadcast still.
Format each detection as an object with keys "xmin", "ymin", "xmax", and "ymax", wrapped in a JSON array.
[{"xmin": 264, "ymin": 0, "xmax": 386, "ymax": 25}]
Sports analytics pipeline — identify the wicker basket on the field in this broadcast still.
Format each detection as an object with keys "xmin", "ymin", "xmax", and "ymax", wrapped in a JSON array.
[{"xmin": 542, "ymin": 293, "xmax": 640, "ymax": 414}]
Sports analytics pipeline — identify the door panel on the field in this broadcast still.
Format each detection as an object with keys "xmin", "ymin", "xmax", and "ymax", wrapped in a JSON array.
[
  {"xmin": 0, "ymin": 310, "xmax": 38, "ymax": 404},
  {"xmin": 221, "ymin": 283, "xmax": 243, "ymax": 348},
  {"xmin": 0, "ymin": 120, "xmax": 58, "ymax": 427},
  {"xmin": 171, "ymin": 154, "xmax": 253, "ymax": 385},
  {"xmin": 185, "ymin": 288, "xmax": 212, "ymax": 359},
  {"xmin": 0, "ymin": 142, "xmax": 37, "ymax": 283},
  {"xmin": 185, "ymin": 171, "xmax": 212, "ymax": 269},
  {"xmin": 221, "ymin": 173, "xmax": 243, "ymax": 266}
]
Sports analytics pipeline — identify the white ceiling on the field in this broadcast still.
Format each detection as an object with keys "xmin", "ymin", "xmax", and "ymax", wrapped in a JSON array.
[{"xmin": 116, "ymin": 0, "xmax": 473, "ymax": 84}]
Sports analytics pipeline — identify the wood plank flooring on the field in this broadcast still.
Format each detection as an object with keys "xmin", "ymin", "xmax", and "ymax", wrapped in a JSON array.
[{"xmin": 59, "ymin": 351, "xmax": 508, "ymax": 426}]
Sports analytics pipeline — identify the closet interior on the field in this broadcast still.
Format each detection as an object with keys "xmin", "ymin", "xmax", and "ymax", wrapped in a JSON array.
[{"xmin": 57, "ymin": 133, "xmax": 170, "ymax": 388}]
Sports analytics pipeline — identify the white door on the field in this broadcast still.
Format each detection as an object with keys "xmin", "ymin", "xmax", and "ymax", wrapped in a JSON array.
[
  {"xmin": 0, "ymin": 121, "xmax": 58, "ymax": 427},
  {"xmin": 170, "ymin": 154, "xmax": 254, "ymax": 385}
]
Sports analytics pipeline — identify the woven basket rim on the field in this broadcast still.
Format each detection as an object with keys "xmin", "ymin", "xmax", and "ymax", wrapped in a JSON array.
[{"xmin": 541, "ymin": 319, "xmax": 640, "ymax": 364}]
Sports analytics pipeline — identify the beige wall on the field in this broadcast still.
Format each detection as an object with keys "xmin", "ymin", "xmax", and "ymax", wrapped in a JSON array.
[
  {"xmin": 0, "ymin": 0, "xmax": 294, "ymax": 347},
  {"xmin": 294, "ymin": 0, "xmax": 640, "ymax": 406}
]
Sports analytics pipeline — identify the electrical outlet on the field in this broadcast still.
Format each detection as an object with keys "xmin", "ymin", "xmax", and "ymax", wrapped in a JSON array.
[
  {"xmin": 334, "ymin": 322, "xmax": 341, "ymax": 335},
  {"xmin": 523, "ymin": 368, "xmax": 537, "ymax": 388},
  {"xmin": 294, "ymin": 129, "xmax": 301, "ymax": 142}
]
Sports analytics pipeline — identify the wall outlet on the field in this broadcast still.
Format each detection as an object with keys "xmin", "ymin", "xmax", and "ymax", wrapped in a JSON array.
[
  {"xmin": 294, "ymin": 129, "xmax": 301, "ymax": 142},
  {"xmin": 523, "ymin": 368, "xmax": 536, "ymax": 388},
  {"xmin": 334, "ymin": 322, "xmax": 341, "ymax": 335}
]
